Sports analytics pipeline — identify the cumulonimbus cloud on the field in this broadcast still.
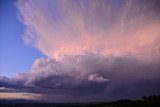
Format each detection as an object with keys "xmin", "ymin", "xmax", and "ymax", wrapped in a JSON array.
[
  {"xmin": 1, "ymin": 53, "xmax": 160, "ymax": 102},
  {"xmin": 16, "ymin": 0, "xmax": 160, "ymax": 60},
  {"xmin": 1, "ymin": 0, "xmax": 160, "ymax": 102}
]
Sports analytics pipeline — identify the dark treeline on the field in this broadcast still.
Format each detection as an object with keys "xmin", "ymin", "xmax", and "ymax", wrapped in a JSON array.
[{"xmin": 0, "ymin": 95, "xmax": 159, "ymax": 107}]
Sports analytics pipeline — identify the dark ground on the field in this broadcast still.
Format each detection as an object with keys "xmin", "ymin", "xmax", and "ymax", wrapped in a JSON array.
[{"xmin": 0, "ymin": 95, "xmax": 159, "ymax": 107}]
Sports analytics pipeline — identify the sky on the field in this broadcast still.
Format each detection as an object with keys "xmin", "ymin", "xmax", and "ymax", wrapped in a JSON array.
[
  {"xmin": 0, "ymin": 0, "xmax": 45, "ymax": 77},
  {"xmin": 0, "ymin": 0, "xmax": 160, "ymax": 102}
]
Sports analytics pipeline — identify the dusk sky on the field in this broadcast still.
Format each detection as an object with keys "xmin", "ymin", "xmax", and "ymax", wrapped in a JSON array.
[{"xmin": 0, "ymin": 0, "xmax": 160, "ymax": 102}]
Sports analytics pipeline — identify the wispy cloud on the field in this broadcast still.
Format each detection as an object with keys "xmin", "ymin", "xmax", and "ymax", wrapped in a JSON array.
[{"xmin": 16, "ymin": 0, "xmax": 160, "ymax": 60}]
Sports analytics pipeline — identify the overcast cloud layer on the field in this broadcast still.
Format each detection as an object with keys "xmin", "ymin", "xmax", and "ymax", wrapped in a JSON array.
[{"xmin": 0, "ymin": 0, "xmax": 160, "ymax": 102}]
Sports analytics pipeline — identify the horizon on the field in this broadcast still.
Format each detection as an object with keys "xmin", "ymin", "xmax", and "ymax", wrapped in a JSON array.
[{"xmin": 0, "ymin": 0, "xmax": 160, "ymax": 102}]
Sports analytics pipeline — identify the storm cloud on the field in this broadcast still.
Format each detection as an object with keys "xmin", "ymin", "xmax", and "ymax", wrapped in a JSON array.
[
  {"xmin": 1, "ymin": 53, "xmax": 160, "ymax": 102},
  {"xmin": 16, "ymin": 0, "xmax": 160, "ymax": 60},
  {"xmin": 0, "ymin": 0, "xmax": 160, "ymax": 102}
]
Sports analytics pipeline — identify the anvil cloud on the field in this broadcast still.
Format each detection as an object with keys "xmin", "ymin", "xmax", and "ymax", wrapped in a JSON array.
[
  {"xmin": 0, "ymin": 0, "xmax": 160, "ymax": 102},
  {"xmin": 16, "ymin": 0, "xmax": 160, "ymax": 60}
]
